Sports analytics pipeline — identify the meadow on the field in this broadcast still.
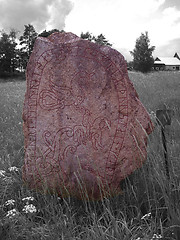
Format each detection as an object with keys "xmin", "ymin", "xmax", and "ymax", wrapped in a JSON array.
[{"xmin": 0, "ymin": 71, "xmax": 180, "ymax": 240}]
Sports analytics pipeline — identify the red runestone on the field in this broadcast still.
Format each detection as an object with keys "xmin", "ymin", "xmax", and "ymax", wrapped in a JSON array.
[{"xmin": 22, "ymin": 32, "xmax": 153, "ymax": 200}]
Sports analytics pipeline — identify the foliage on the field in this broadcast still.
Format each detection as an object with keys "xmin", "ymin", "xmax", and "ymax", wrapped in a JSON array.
[
  {"xmin": 130, "ymin": 32, "xmax": 155, "ymax": 73},
  {"xmin": 19, "ymin": 24, "xmax": 38, "ymax": 70},
  {"xmin": 127, "ymin": 61, "xmax": 134, "ymax": 71},
  {"xmin": 94, "ymin": 33, "xmax": 112, "ymax": 46},
  {"xmin": 81, "ymin": 31, "xmax": 112, "ymax": 46},
  {"xmin": 80, "ymin": 31, "xmax": 93, "ymax": 41},
  {"xmin": 0, "ymin": 30, "xmax": 18, "ymax": 74},
  {"xmin": 38, "ymin": 29, "xmax": 64, "ymax": 37}
]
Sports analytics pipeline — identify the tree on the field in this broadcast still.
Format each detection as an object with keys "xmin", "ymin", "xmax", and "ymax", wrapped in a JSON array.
[
  {"xmin": 19, "ymin": 24, "xmax": 38, "ymax": 70},
  {"xmin": 9, "ymin": 29, "xmax": 19, "ymax": 73},
  {"xmin": 80, "ymin": 32, "xmax": 112, "ymax": 46},
  {"xmin": 0, "ymin": 29, "xmax": 18, "ymax": 74},
  {"xmin": 130, "ymin": 32, "xmax": 155, "ymax": 73}
]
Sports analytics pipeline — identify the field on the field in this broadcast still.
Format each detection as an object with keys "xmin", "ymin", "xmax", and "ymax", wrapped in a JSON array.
[{"xmin": 0, "ymin": 71, "xmax": 180, "ymax": 240}]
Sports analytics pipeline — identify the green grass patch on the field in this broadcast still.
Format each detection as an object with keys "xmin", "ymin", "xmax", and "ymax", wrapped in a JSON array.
[
  {"xmin": 0, "ymin": 72, "xmax": 180, "ymax": 240},
  {"xmin": 129, "ymin": 71, "xmax": 180, "ymax": 112},
  {"xmin": 0, "ymin": 81, "xmax": 26, "ymax": 169}
]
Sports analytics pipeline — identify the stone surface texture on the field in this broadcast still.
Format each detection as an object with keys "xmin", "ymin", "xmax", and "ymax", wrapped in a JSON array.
[{"xmin": 23, "ymin": 32, "xmax": 153, "ymax": 200}]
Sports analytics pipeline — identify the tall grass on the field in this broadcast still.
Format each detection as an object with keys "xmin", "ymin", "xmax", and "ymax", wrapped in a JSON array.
[{"xmin": 0, "ymin": 72, "xmax": 180, "ymax": 240}]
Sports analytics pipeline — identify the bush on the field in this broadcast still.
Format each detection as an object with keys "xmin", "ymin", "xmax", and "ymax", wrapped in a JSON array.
[{"xmin": 0, "ymin": 71, "xmax": 25, "ymax": 82}]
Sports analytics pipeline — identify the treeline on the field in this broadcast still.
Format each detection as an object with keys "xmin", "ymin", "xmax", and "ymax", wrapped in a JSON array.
[
  {"xmin": 0, "ymin": 25, "xmax": 112, "ymax": 79},
  {"xmin": 0, "ymin": 24, "xmax": 63, "ymax": 78},
  {"xmin": 0, "ymin": 24, "xmax": 155, "ymax": 79}
]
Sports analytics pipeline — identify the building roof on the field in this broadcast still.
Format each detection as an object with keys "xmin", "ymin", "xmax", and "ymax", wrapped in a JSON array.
[
  {"xmin": 154, "ymin": 57, "xmax": 180, "ymax": 66},
  {"xmin": 174, "ymin": 53, "xmax": 180, "ymax": 59}
]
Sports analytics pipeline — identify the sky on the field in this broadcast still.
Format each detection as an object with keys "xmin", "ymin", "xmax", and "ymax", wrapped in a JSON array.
[{"xmin": 0, "ymin": 0, "xmax": 180, "ymax": 61}]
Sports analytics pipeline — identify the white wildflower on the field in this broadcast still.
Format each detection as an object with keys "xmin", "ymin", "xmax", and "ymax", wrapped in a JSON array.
[
  {"xmin": 22, "ymin": 204, "xmax": 37, "ymax": 214},
  {"xmin": 22, "ymin": 196, "xmax": 35, "ymax": 202},
  {"xmin": 5, "ymin": 199, "xmax": 15, "ymax": 206},
  {"xmin": 3, "ymin": 176, "xmax": 13, "ymax": 184},
  {"xmin": 6, "ymin": 209, "xmax": 19, "ymax": 218},
  {"xmin": 151, "ymin": 233, "xmax": 163, "ymax": 239},
  {"xmin": 0, "ymin": 170, "xmax": 6, "ymax": 177},
  {"xmin": 149, "ymin": 111, "xmax": 158, "ymax": 125},
  {"xmin": 141, "ymin": 212, "xmax": 151, "ymax": 220},
  {"xmin": 8, "ymin": 166, "xmax": 19, "ymax": 172},
  {"xmin": 150, "ymin": 111, "xmax": 156, "ymax": 119}
]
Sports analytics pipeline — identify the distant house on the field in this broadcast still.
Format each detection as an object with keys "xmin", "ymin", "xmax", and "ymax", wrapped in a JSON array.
[{"xmin": 154, "ymin": 53, "xmax": 180, "ymax": 71}]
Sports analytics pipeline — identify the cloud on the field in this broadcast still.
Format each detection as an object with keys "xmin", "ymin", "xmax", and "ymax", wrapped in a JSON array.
[
  {"xmin": 46, "ymin": 0, "xmax": 73, "ymax": 30},
  {"xmin": 160, "ymin": 0, "xmax": 180, "ymax": 10},
  {"xmin": 147, "ymin": 6, "xmax": 180, "ymax": 47},
  {"xmin": 64, "ymin": 0, "xmax": 180, "ymax": 60},
  {"xmin": 0, "ymin": 0, "xmax": 73, "ymax": 33},
  {"xmin": 153, "ymin": 38, "xmax": 180, "ymax": 57},
  {"xmin": 65, "ymin": 0, "xmax": 166, "ymax": 50}
]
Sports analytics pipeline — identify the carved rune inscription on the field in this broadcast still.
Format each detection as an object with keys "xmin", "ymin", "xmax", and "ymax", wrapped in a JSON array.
[{"xmin": 22, "ymin": 32, "xmax": 153, "ymax": 200}]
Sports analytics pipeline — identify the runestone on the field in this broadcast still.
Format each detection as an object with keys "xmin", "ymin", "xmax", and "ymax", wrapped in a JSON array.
[{"xmin": 22, "ymin": 32, "xmax": 153, "ymax": 200}]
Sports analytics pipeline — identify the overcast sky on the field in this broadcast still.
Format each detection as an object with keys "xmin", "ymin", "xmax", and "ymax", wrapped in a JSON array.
[{"xmin": 0, "ymin": 0, "xmax": 180, "ymax": 60}]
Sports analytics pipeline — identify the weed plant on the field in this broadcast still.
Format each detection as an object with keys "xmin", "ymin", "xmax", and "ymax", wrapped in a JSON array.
[{"xmin": 0, "ymin": 71, "xmax": 180, "ymax": 240}]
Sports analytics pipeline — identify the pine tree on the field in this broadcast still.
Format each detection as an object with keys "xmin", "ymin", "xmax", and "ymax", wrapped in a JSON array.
[{"xmin": 130, "ymin": 32, "xmax": 155, "ymax": 73}]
